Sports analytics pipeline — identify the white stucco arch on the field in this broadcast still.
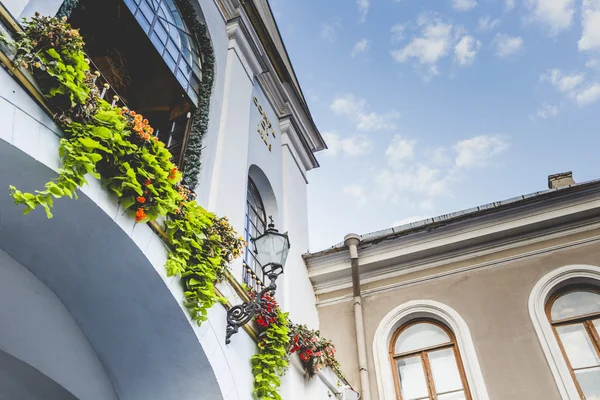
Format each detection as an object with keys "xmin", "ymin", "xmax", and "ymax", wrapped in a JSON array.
[
  {"xmin": 248, "ymin": 164, "xmax": 279, "ymax": 225},
  {"xmin": 529, "ymin": 264, "xmax": 600, "ymax": 400},
  {"xmin": 373, "ymin": 300, "xmax": 490, "ymax": 400}
]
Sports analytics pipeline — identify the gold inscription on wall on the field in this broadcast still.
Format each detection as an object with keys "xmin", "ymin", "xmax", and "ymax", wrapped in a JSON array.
[{"xmin": 253, "ymin": 96, "xmax": 276, "ymax": 152}]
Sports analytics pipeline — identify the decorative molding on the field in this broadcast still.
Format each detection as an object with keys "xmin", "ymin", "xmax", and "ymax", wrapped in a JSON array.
[
  {"xmin": 317, "ymin": 232, "xmax": 600, "ymax": 307},
  {"xmin": 528, "ymin": 264, "xmax": 600, "ymax": 399},
  {"xmin": 313, "ymin": 219, "xmax": 600, "ymax": 295},
  {"xmin": 373, "ymin": 300, "xmax": 489, "ymax": 400},
  {"xmin": 280, "ymin": 115, "xmax": 319, "ymax": 171},
  {"xmin": 226, "ymin": 16, "xmax": 267, "ymax": 80}
]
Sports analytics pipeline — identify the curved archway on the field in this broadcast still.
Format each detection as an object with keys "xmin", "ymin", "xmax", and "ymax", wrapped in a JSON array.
[
  {"xmin": 0, "ymin": 349, "xmax": 79, "ymax": 400},
  {"xmin": 529, "ymin": 264, "xmax": 600, "ymax": 400},
  {"xmin": 0, "ymin": 139, "xmax": 223, "ymax": 400},
  {"xmin": 248, "ymin": 164, "xmax": 279, "ymax": 224},
  {"xmin": 373, "ymin": 300, "xmax": 489, "ymax": 400}
]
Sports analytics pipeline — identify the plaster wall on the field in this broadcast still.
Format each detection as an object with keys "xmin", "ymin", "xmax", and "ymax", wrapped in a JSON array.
[
  {"xmin": 0, "ymin": 248, "xmax": 117, "ymax": 400},
  {"xmin": 317, "ymin": 233, "xmax": 600, "ymax": 399}
]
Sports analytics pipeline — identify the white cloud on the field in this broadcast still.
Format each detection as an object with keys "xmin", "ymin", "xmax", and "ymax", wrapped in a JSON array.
[
  {"xmin": 454, "ymin": 134, "xmax": 509, "ymax": 168},
  {"xmin": 352, "ymin": 38, "xmax": 370, "ymax": 57},
  {"xmin": 364, "ymin": 133, "xmax": 509, "ymax": 212},
  {"xmin": 330, "ymin": 94, "xmax": 400, "ymax": 132},
  {"xmin": 322, "ymin": 132, "xmax": 372, "ymax": 157},
  {"xmin": 454, "ymin": 35, "xmax": 481, "ymax": 66},
  {"xmin": 385, "ymin": 135, "xmax": 416, "ymax": 166},
  {"xmin": 391, "ymin": 24, "xmax": 406, "ymax": 43},
  {"xmin": 505, "ymin": 0, "xmax": 516, "ymax": 11},
  {"xmin": 579, "ymin": 0, "xmax": 600, "ymax": 51},
  {"xmin": 357, "ymin": 0, "xmax": 370, "ymax": 23},
  {"xmin": 477, "ymin": 15, "xmax": 501, "ymax": 32},
  {"xmin": 525, "ymin": 0, "xmax": 575, "ymax": 35},
  {"xmin": 343, "ymin": 184, "xmax": 368, "ymax": 206},
  {"xmin": 374, "ymin": 164, "xmax": 448, "ymax": 202},
  {"xmin": 321, "ymin": 18, "xmax": 341, "ymax": 43},
  {"xmin": 426, "ymin": 147, "xmax": 451, "ymax": 165},
  {"xmin": 576, "ymin": 83, "xmax": 600, "ymax": 105},
  {"xmin": 391, "ymin": 14, "xmax": 454, "ymax": 74},
  {"xmin": 392, "ymin": 216, "xmax": 432, "ymax": 226},
  {"xmin": 541, "ymin": 69, "xmax": 585, "ymax": 92},
  {"xmin": 541, "ymin": 68, "xmax": 600, "ymax": 106},
  {"xmin": 493, "ymin": 33, "xmax": 524, "ymax": 57},
  {"xmin": 534, "ymin": 103, "xmax": 559, "ymax": 119},
  {"xmin": 453, "ymin": 0, "xmax": 477, "ymax": 11}
]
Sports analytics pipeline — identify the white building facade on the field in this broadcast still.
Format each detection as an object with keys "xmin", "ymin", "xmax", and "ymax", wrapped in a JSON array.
[{"xmin": 0, "ymin": 0, "xmax": 355, "ymax": 399}]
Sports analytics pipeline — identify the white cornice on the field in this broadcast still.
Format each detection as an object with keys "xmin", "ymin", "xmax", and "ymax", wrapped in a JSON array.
[
  {"xmin": 316, "ymin": 232, "xmax": 600, "ymax": 307},
  {"xmin": 226, "ymin": 15, "xmax": 267, "ymax": 79},
  {"xmin": 280, "ymin": 116, "xmax": 319, "ymax": 171},
  {"xmin": 308, "ymin": 190, "xmax": 600, "ymax": 291}
]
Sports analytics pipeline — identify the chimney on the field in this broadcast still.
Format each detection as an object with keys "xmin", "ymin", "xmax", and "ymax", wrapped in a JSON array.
[{"xmin": 548, "ymin": 171, "xmax": 575, "ymax": 189}]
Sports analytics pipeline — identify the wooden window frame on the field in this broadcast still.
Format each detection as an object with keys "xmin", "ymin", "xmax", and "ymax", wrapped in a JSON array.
[
  {"xmin": 389, "ymin": 319, "xmax": 472, "ymax": 400},
  {"xmin": 546, "ymin": 286, "xmax": 600, "ymax": 399}
]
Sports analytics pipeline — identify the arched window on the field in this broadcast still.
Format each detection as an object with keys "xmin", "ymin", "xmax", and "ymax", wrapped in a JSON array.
[
  {"xmin": 123, "ymin": 0, "xmax": 203, "ymax": 105},
  {"xmin": 244, "ymin": 177, "xmax": 267, "ymax": 290},
  {"xmin": 390, "ymin": 320, "xmax": 471, "ymax": 400},
  {"xmin": 546, "ymin": 288, "xmax": 600, "ymax": 399}
]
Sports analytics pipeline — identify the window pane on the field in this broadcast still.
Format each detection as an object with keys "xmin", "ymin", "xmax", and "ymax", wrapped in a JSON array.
[
  {"xmin": 438, "ymin": 391, "xmax": 466, "ymax": 400},
  {"xmin": 429, "ymin": 348, "xmax": 463, "ymax": 394},
  {"xmin": 556, "ymin": 324, "xmax": 600, "ymax": 369},
  {"xmin": 397, "ymin": 356, "xmax": 429, "ymax": 400},
  {"xmin": 551, "ymin": 291, "xmax": 600, "ymax": 321},
  {"xmin": 395, "ymin": 323, "xmax": 451, "ymax": 354},
  {"xmin": 575, "ymin": 366, "xmax": 600, "ymax": 399}
]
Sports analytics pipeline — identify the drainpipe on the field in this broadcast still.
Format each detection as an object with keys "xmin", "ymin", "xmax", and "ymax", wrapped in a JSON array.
[{"xmin": 344, "ymin": 233, "xmax": 371, "ymax": 400}]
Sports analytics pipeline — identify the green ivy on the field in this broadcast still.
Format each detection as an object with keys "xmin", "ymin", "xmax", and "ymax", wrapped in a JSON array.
[
  {"xmin": 5, "ymin": 14, "xmax": 244, "ymax": 330},
  {"xmin": 175, "ymin": 0, "xmax": 215, "ymax": 189},
  {"xmin": 251, "ymin": 308, "xmax": 290, "ymax": 400}
]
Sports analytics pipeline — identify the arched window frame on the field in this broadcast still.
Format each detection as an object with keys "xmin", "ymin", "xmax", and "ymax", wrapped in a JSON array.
[
  {"xmin": 529, "ymin": 265, "xmax": 600, "ymax": 400},
  {"xmin": 243, "ymin": 176, "xmax": 267, "ymax": 290},
  {"xmin": 389, "ymin": 318, "xmax": 472, "ymax": 400},
  {"xmin": 373, "ymin": 300, "xmax": 490, "ymax": 400},
  {"xmin": 123, "ymin": 0, "xmax": 203, "ymax": 105},
  {"xmin": 545, "ymin": 286, "xmax": 600, "ymax": 399}
]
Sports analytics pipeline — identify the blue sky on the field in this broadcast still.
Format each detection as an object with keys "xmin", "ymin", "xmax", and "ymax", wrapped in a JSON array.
[{"xmin": 268, "ymin": 0, "xmax": 600, "ymax": 251}]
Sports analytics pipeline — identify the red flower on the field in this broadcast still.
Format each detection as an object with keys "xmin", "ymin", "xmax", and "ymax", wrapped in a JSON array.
[
  {"xmin": 135, "ymin": 208, "xmax": 147, "ymax": 222},
  {"xmin": 144, "ymin": 179, "xmax": 152, "ymax": 186},
  {"xmin": 137, "ymin": 196, "xmax": 146, "ymax": 204}
]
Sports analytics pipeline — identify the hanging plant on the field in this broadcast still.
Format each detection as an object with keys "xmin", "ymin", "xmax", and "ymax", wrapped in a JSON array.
[
  {"xmin": 288, "ymin": 324, "xmax": 345, "ymax": 381},
  {"xmin": 250, "ymin": 290, "xmax": 290, "ymax": 400},
  {"xmin": 3, "ymin": 13, "xmax": 243, "ymax": 327}
]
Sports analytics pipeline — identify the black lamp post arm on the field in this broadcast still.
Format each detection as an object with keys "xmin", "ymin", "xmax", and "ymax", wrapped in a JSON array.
[{"xmin": 225, "ymin": 281, "xmax": 277, "ymax": 344}]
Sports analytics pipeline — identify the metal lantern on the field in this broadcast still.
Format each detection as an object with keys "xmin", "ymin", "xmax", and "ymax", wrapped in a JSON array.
[
  {"xmin": 252, "ymin": 219, "xmax": 290, "ymax": 284},
  {"xmin": 225, "ymin": 217, "xmax": 290, "ymax": 344}
]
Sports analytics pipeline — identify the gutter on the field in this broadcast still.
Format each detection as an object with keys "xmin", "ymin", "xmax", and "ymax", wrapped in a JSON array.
[{"xmin": 344, "ymin": 233, "xmax": 371, "ymax": 400}]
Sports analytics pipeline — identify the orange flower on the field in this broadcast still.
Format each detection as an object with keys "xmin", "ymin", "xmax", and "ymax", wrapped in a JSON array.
[
  {"xmin": 137, "ymin": 196, "xmax": 146, "ymax": 204},
  {"xmin": 134, "ymin": 114, "xmax": 143, "ymax": 122},
  {"xmin": 148, "ymin": 127, "xmax": 154, "ymax": 134},
  {"xmin": 144, "ymin": 179, "xmax": 152, "ymax": 186},
  {"xmin": 135, "ymin": 208, "xmax": 146, "ymax": 222},
  {"xmin": 142, "ymin": 119, "xmax": 149, "ymax": 124},
  {"xmin": 129, "ymin": 110, "xmax": 136, "ymax": 116}
]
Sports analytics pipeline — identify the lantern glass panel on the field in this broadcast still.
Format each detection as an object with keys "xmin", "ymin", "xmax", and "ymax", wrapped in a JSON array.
[{"xmin": 254, "ymin": 232, "xmax": 289, "ymax": 269}]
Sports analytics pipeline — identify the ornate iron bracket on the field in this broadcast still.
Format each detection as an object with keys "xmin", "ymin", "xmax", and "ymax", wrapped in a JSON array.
[{"xmin": 225, "ymin": 275, "xmax": 278, "ymax": 344}]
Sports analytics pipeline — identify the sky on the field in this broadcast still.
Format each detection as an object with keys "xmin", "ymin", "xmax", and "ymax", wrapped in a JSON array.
[{"xmin": 268, "ymin": 0, "xmax": 600, "ymax": 252}]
